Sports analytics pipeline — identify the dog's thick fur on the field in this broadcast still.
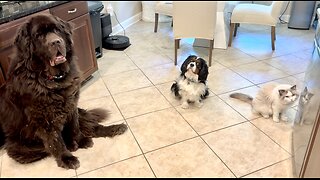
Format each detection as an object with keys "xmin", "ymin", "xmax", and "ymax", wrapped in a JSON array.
[
  {"xmin": 0, "ymin": 14, "xmax": 127, "ymax": 169},
  {"xmin": 171, "ymin": 55, "xmax": 209, "ymax": 108}
]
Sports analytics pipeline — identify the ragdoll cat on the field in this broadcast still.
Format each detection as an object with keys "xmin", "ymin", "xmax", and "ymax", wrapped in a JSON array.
[
  {"xmin": 295, "ymin": 86, "xmax": 314, "ymax": 125},
  {"xmin": 230, "ymin": 82, "xmax": 299, "ymax": 122}
]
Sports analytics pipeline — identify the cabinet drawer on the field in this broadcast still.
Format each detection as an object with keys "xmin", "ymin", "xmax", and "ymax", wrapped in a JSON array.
[{"xmin": 50, "ymin": 1, "xmax": 88, "ymax": 21}]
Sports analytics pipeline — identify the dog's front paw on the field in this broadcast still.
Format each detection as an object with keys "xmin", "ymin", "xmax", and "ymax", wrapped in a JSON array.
[
  {"xmin": 181, "ymin": 102, "xmax": 189, "ymax": 109},
  {"xmin": 57, "ymin": 153, "xmax": 80, "ymax": 169},
  {"xmin": 78, "ymin": 137, "xmax": 94, "ymax": 149},
  {"xmin": 195, "ymin": 101, "xmax": 203, "ymax": 108},
  {"xmin": 67, "ymin": 140, "xmax": 79, "ymax": 152},
  {"xmin": 273, "ymin": 117, "xmax": 280, "ymax": 123}
]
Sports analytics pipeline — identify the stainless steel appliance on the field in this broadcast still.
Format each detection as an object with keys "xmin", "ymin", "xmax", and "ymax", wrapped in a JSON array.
[{"xmin": 292, "ymin": 8, "xmax": 320, "ymax": 178}]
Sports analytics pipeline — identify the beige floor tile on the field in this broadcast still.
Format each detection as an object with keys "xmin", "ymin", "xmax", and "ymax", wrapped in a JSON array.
[
  {"xmin": 102, "ymin": 69, "xmax": 153, "ymax": 94},
  {"xmin": 1, "ymin": 153, "xmax": 76, "ymax": 177},
  {"xmin": 293, "ymin": 73, "xmax": 306, "ymax": 82},
  {"xmin": 145, "ymin": 137, "xmax": 235, "ymax": 177},
  {"xmin": 231, "ymin": 61, "xmax": 290, "ymax": 84},
  {"xmin": 79, "ymin": 76, "xmax": 110, "ymax": 102},
  {"xmin": 243, "ymin": 158, "xmax": 294, "ymax": 178},
  {"xmin": 219, "ymin": 85, "xmax": 261, "ymax": 120},
  {"xmin": 113, "ymin": 86, "xmax": 172, "ymax": 119},
  {"xmin": 263, "ymin": 54, "xmax": 310, "ymax": 75},
  {"xmin": 127, "ymin": 49, "xmax": 173, "ymax": 68},
  {"xmin": 77, "ymin": 155, "xmax": 154, "ymax": 177},
  {"xmin": 207, "ymin": 68, "xmax": 254, "ymax": 95},
  {"xmin": 141, "ymin": 63, "xmax": 180, "ymax": 85},
  {"xmin": 214, "ymin": 48, "xmax": 258, "ymax": 68},
  {"xmin": 176, "ymin": 96, "xmax": 247, "ymax": 135},
  {"xmin": 78, "ymin": 96, "xmax": 124, "ymax": 124},
  {"xmin": 127, "ymin": 108, "xmax": 197, "ymax": 153},
  {"xmin": 98, "ymin": 55, "xmax": 138, "ymax": 76},
  {"xmin": 202, "ymin": 122, "xmax": 291, "ymax": 177},
  {"xmin": 73, "ymin": 122, "xmax": 142, "ymax": 174},
  {"xmin": 251, "ymin": 117, "xmax": 294, "ymax": 153}
]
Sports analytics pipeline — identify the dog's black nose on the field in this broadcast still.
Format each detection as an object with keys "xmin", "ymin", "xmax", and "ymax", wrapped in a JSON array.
[
  {"xmin": 51, "ymin": 39, "xmax": 62, "ymax": 46},
  {"xmin": 190, "ymin": 63, "xmax": 194, "ymax": 67}
]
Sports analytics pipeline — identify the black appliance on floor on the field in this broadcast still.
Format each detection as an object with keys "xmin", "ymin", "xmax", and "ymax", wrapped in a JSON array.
[
  {"xmin": 288, "ymin": 1, "xmax": 316, "ymax": 30},
  {"xmin": 100, "ymin": 12, "xmax": 131, "ymax": 50},
  {"xmin": 87, "ymin": 1, "xmax": 104, "ymax": 58}
]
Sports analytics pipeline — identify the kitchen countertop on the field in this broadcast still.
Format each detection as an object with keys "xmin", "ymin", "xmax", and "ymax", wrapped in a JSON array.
[{"xmin": 0, "ymin": 1, "xmax": 69, "ymax": 24}]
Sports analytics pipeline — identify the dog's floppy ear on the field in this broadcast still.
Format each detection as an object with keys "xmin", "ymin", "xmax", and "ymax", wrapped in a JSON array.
[
  {"xmin": 181, "ymin": 55, "xmax": 197, "ymax": 74},
  {"xmin": 14, "ymin": 21, "xmax": 32, "ymax": 59},
  {"xmin": 198, "ymin": 58, "xmax": 209, "ymax": 83}
]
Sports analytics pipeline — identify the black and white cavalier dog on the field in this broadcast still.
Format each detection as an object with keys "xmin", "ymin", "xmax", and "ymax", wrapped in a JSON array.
[{"xmin": 171, "ymin": 55, "xmax": 209, "ymax": 109}]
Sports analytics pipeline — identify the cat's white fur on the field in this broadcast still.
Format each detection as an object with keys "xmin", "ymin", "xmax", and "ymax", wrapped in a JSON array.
[
  {"xmin": 253, "ymin": 83, "xmax": 298, "ymax": 122},
  {"xmin": 230, "ymin": 82, "xmax": 299, "ymax": 122}
]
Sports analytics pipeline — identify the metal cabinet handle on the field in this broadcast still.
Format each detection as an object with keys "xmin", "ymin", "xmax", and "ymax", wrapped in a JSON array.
[{"xmin": 68, "ymin": 8, "xmax": 77, "ymax": 14}]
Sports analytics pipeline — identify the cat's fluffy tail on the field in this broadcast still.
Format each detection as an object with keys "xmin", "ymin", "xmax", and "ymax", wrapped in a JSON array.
[{"xmin": 229, "ymin": 93, "xmax": 253, "ymax": 104}]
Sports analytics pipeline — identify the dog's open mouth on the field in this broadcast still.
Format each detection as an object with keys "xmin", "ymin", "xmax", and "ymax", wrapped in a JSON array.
[{"xmin": 50, "ymin": 50, "xmax": 66, "ymax": 67}]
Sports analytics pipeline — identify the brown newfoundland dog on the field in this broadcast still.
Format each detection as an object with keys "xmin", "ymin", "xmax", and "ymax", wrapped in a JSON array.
[{"xmin": 0, "ymin": 14, "xmax": 128, "ymax": 169}]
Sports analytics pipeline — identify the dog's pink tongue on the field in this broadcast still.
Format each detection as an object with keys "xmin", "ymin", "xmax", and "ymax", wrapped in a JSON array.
[{"xmin": 50, "ymin": 56, "xmax": 66, "ymax": 66}]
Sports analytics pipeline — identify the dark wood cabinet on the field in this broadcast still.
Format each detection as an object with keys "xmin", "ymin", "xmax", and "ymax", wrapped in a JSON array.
[
  {"xmin": 70, "ymin": 14, "xmax": 98, "ymax": 81},
  {"xmin": 0, "ymin": 1, "xmax": 97, "ymax": 87}
]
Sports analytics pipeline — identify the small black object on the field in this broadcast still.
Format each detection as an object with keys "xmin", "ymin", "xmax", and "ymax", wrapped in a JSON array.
[{"xmin": 102, "ymin": 35, "xmax": 131, "ymax": 50}]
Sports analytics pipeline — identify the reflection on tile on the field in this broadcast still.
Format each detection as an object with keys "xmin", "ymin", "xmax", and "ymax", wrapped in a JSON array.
[
  {"xmin": 207, "ymin": 68, "xmax": 254, "ymax": 95},
  {"xmin": 1, "ymin": 153, "xmax": 76, "ymax": 177},
  {"xmin": 128, "ymin": 51, "xmax": 173, "ymax": 68},
  {"xmin": 202, "ymin": 122, "xmax": 291, "ymax": 177},
  {"xmin": 145, "ymin": 137, "xmax": 235, "ymax": 177},
  {"xmin": 73, "ymin": 122, "xmax": 142, "ymax": 174},
  {"xmin": 127, "ymin": 108, "xmax": 197, "ymax": 153},
  {"xmin": 176, "ymin": 96, "xmax": 247, "ymax": 135},
  {"xmin": 102, "ymin": 69, "xmax": 152, "ymax": 94},
  {"xmin": 78, "ymin": 155, "xmax": 154, "ymax": 177},
  {"xmin": 231, "ymin": 61, "xmax": 289, "ymax": 84},
  {"xmin": 113, "ymin": 86, "xmax": 172, "ymax": 118},
  {"xmin": 244, "ymin": 158, "xmax": 293, "ymax": 178},
  {"xmin": 78, "ymin": 96, "xmax": 124, "ymax": 124}
]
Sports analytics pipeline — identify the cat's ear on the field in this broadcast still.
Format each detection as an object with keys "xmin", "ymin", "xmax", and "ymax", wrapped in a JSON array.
[
  {"xmin": 291, "ymin": 85, "xmax": 297, "ymax": 90},
  {"xmin": 303, "ymin": 86, "xmax": 308, "ymax": 92},
  {"xmin": 279, "ymin": 89, "xmax": 287, "ymax": 96}
]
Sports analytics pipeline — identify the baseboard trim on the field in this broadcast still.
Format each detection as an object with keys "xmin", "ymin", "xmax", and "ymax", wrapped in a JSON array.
[{"xmin": 111, "ymin": 12, "xmax": 142, "ymax": 35}]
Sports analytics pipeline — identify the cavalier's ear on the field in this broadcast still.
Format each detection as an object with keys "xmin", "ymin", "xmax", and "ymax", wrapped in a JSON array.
[
  {"xmin": 198, "ymin": 58, "xmax": 209, "ymax": 82},
  {"xmin": 181, "ymin": 55, "xmax": 197, "ymax": 74}
]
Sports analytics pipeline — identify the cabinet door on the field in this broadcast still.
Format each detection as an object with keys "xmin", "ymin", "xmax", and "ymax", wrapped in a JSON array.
[{"xmin": 69, "ymin": 13, "xmax": 97, "ymax": 81}]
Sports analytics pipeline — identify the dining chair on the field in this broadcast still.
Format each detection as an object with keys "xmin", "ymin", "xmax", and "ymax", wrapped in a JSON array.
[
  {"xmin": 228, "ymin": 1, "xmax": 284, "ymax": 50},
  {"xmin": 154, "ymin": 1, "xmax": 173, "ymax": 33},
  {"xmin": 173, "ymin": 1, "xmax": 217, "ymax": 66}
]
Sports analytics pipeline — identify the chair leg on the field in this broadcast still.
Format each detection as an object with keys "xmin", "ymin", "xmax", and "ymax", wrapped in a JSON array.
[
  {"xmin": 234, "ymin": 23, "xmax": 239, "ymax": 37},
  {"xmin": 228, "ymin": 23, "xmax": 235, "ymax": 47},
  {"xmin": 271, "ymin": 26, "xmax": 275, "ymax": 51},
  {"xmin": 154, "ymin": 13, "xmax": 159, "ymax": 33},
  {"xmin": 209, "ymin": 40, "xmax": 214, "ymax": 67},
  {"xmin": 171, "ymin": 20, "xmax": 173, "ymax": 27},
  {"xmin": 174, "ymin": 39, "xmax": 180, "ymax": 65}
]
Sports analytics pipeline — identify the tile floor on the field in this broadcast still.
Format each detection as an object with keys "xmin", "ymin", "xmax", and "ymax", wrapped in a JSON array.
[{"xmin": 0, "ymin": 19, "xmax": 315, "ymax": 177}]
